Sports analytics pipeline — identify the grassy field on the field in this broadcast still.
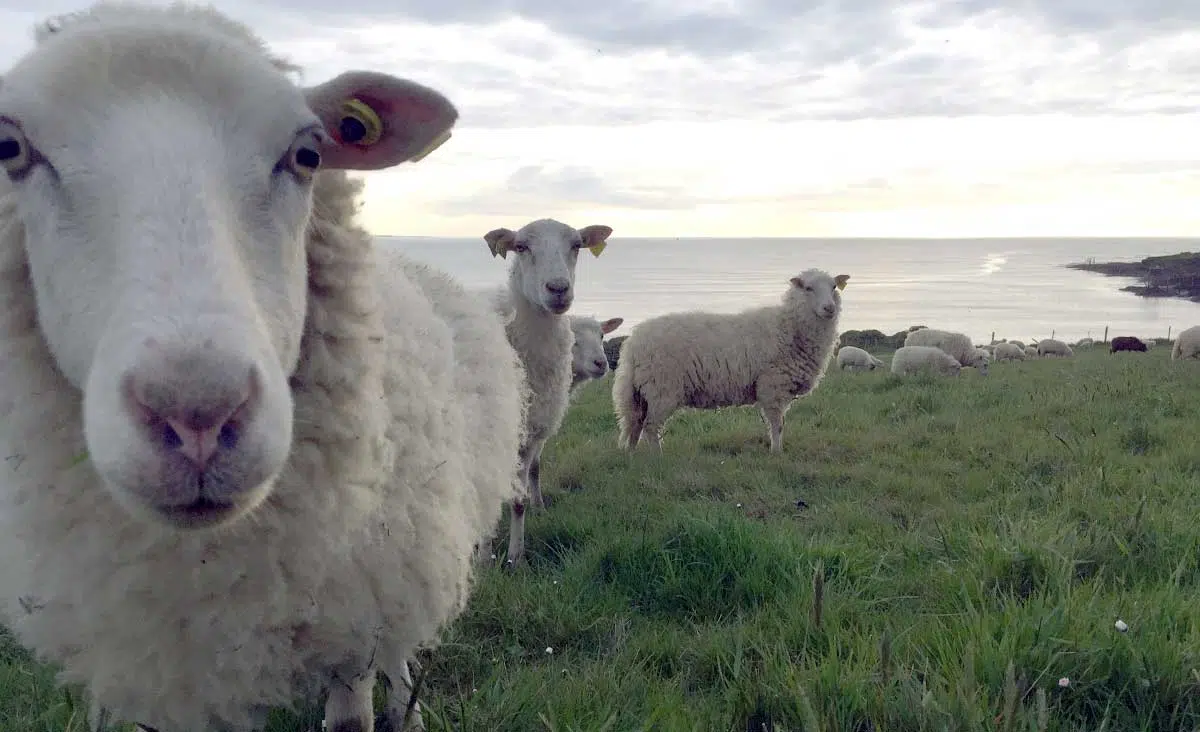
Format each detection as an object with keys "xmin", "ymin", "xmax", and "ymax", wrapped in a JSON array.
[{"xmin": 3, "ymin": 345, "xmax": 1200, "ymax": 731}]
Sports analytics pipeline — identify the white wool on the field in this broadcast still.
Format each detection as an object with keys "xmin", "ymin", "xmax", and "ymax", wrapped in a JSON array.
[
  {"xmin": 904, "ymin": 327, "xmax": 990, "ymax": 373},
  {"xmin": 1037, "ymin": 338, "xmax": 1073, "ymax": 357},
  {"xmin": 890, "ymin": 345, "xmax": 962, "ymax": 376},
  {"xmin": 992, "ymin": 342, "xmax": 1026, "ymax": 362},
  {"xmin": 613, "ymin": 268, "xmax": 847, "ymax": 453},
  {"xmin": 0, "ymin": 4, "xmax": 524, "ymax": 731},
  {"xmin": 1171, "ymin": 326, "xmax": 1200, "ymax": 360},
  {"xmin": 836, "ymin": 345, "xmax": 884, "ymax": 372}
]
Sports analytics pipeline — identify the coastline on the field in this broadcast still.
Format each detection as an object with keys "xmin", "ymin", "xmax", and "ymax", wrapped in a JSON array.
[{"xmin": 1066, "ymin": 251, "xmax": 1200, "ymax": 303}]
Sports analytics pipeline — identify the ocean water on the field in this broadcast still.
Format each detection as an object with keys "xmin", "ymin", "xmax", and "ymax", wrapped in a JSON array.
[{"xmin": 380, "ymin": 236, "xmax": 1200, "ymax": 345}]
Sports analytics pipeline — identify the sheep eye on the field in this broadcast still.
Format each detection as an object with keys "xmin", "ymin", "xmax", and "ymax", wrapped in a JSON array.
[
  {"xmin": 282, "ymin": 135, "xmax": 322, "ymax": 181},
  {"xmin": 0, "ymin": 122, "xmax": 32, "ymax": 177}
]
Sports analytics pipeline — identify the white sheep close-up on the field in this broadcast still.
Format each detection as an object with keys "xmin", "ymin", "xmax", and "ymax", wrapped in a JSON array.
[
  {"xmin": 890, "ymin": 345, "xmax": 963, "ymax": 377},
  {"xmin": 903, "ymin": 327, "xmax": 990, "ymax": 374},
  {"xmin": 0, "ymin": 4, "xmax": 529, "ymax": 732},
  {"xmin": 570, "ymin": 315, "xmax": 625, "ymax": 390},
  {"xmin": 1037, "ymin": 338, "xmax": 1074, "ymax": 358},
  {"xmin": 836, "ymin": 345, "xmax": 885, "ymax": 372},
  {"xmin": 1171, "ymin": 325, "xmax": 1200, "ymax": 360},
  {"xmin": 613, "ymin": 269, "xmax": 848, "ymax": 453},
  {"xmin": 485, "ymin": 218, "xmax": 612, "ymax": 566}
]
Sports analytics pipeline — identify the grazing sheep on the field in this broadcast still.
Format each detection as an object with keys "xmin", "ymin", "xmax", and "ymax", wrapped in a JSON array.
[
  {"xmin": 0, "ymin": 5, "xmax": 527, "ymax": 732},
  {"xmin": 890, "ymin": 346, "xmax": 963, "ymax": 376},
  {"xmin": 1008, "ymin": 339, "xmax": 1026, "ymax": 350},
  {"xmin": 1172, "ymin": 326, "xmax": 1200, "ymax": 360},
  {"xmin": 837, "ymin": 345, "xmax": 885, "ymax": 372},
  {"xmin": 1024, "ymin": 345, "xmax": 1038, "ymax": 358},
  {"xmin": 903, "ymin": 327, "xmax": 989, "ymax": 374},
  {"xmin": 1109, "ymin": 336, "xmax": 1147, "ymax": 354},
  {"xmin": 992, "ymin": 342, "xmax": 1026, "ymax": 362},
  {"xmin": 975, "ymin": 347, "xmax": 993, "ymax": 364},
  {"xmin": 485, "ymin": 219, "xmax": 612, "ymax": 566},
  {"xmin": 1074, "ymin": 337, "xmax": 1094, "ymax": 349},
  {"xmin": 1037, "ymin": 338, "xmax": 1074, "ymax": 357},
  {"xmin": 569, "ymin": 315, "xmax": 624, "ymax": 390},
  {"xmin": 613, "ymin": 269, "xmax": 848, "ymax": 452}
]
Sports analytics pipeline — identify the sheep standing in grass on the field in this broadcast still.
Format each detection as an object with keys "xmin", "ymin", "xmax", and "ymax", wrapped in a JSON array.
[
  {"xmin": 0, "ymin": 5, "xmax": 528, "ymax": 732},
  {"xmin": 992, "ymin": 342, "xmax": 1026, "ymax": 362},
  {"xmin": 1038, "ymin": 338, "xmax": 1074, "ymax": 357},
  {"xmin": 891, "ymin": 346, "xmax": 963, "ymax": 376},
  {"xmin": 1024, "ymin": 345, "xmax": 1039, "ymax": 358},
  {"xmin": 1171, "ymin": 326, "xmax": 1200, "ymax": 360},
  {"xmin": 837, "ymin": 345, "xmax": 884, "ymax": 372},
  {"xmin": 613, "ymin": 269, "xmax": 849, "ymax": 452},
  {"xmin": 486, "ymin": 219, "xmax": 612, "ymax": 565},
  {"xmin": 903, "ymin": 327, "xmax": 990, "ymax": 374},
  {"xmin": 570, "ymin": 315, "xmax": 624, "ymax": 390}
]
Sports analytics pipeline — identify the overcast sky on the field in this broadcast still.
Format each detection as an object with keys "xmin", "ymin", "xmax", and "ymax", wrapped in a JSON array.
[{"xmin": 3, "ymin": 0, "xmax": 1198, "ymax": 237}]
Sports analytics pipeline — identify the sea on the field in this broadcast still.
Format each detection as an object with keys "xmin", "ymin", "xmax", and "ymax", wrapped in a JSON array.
[{"xmin": 379, "ymin": 236, "xmax": 1200, "ymax": 345}]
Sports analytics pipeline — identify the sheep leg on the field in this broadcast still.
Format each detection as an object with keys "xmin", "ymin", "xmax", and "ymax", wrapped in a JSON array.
[
  {"xmin": 505, "ymin": 497, "xmax": 526, "ymax": 568},
  {"xmin": 759, "ymin": 404, "xmax": 785, "ymax": 452},
  {"xmin": 325, "ymin": 667, "xmax": 377, "ymax": 732},
  {"xmin": 90, "ymin": 706, "xmax": 112, "ymax": 732},
  {"xmin": 521, "ymin": 439, "xmax": 547, "ymax": 509},
  {"xmin": 637, "ymin": 406, "xmax": 670, "ymax": 451},
  {"xmin": 381, "ymin": 659, "xmax": 426, "ymax": 731}
]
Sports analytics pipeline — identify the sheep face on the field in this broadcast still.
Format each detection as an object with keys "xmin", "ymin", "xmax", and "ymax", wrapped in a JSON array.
[
  {"xmin": 786, "ymin": 269, "xmax": 849, "ymax": 321},
  {"xmin": 571, "ymin": 316, "xmax": 623, "ymax": 381},
  {"xmin": 0, "ymin": 8, "xmax": 458, "ymax": 530},
  {"xmin": 485, "ymin": 219, "xmax": 612, "ymax": 315}
]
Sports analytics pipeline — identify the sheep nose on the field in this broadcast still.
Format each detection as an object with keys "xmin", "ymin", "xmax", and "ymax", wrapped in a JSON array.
[
  {"xmin": 124, "ymin": 363, "xmax": 259, "ymax": 468},
  {"xmin": 592, "ymin": 358, "xmax": 607, "ymax": 371},
  {"xmin": 822, "ymin": 304, "xmax": 835, "ymax": 316},
  {"xmin": 545, "ymin": 279, "xmax": 570, "ymax": 295}
]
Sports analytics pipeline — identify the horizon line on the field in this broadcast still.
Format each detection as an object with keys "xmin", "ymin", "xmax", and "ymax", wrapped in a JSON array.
[{"xmin": 375, "ymin": 234, "xmax": 1200, "ymax": 241}]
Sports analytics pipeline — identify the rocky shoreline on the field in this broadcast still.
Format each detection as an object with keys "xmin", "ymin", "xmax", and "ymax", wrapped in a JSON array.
[{"xmin": 1066, "ymin": 251, "xmax": 1200, "ymax": 303}]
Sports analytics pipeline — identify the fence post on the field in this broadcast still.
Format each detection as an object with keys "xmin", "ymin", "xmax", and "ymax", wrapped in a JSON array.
[{"xmin": 1103, "ymin": 326, "xmax": 1109, "ymax": 343}]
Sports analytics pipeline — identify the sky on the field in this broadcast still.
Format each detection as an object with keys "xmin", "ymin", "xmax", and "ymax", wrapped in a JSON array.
[{"xmin": 2, "ymin": 0, "xmax": 1199, "ymax": 238}]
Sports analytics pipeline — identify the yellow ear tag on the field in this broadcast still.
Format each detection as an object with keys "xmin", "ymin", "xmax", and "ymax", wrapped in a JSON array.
[
  {"xmin": 337, "ymin": 98, "xmax": 384, "ymax": 147},
  {"xmin": 588, "ymin": 241, "xmax": 608, "ymax": 258},
  {"xmin": 410, "ymin": 128, "xmax": 452, "ymax": 163},
  {"xmin": 836, "ymin": 280, "xmax": 847, "ymax": 291}
]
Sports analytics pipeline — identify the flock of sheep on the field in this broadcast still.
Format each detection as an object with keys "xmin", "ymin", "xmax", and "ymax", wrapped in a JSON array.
[
  {"xmin": 0, "ymin": 5, "xmax": 1198, "ymax": 732},
  {"xmin": 834, "ymin": 324, "xmax": 1200, "ymax": 378}
]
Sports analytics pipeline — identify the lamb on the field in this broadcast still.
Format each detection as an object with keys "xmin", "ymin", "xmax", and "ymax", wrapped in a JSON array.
[
  {"xmin": 837, "ymin": 345, "xmax": 884, "ymax": 372},
  {"xmin": 0, "ymin": 5, "xmax": 528, "ymax": 732},
  {"xmin": 613, "ymin": 269, "xmax": 849, "ymax": 452},
  {"xmin": 1024, "ymin": 345, "xmax": 1039, "ymax": 358},
  {"xmin": 569, "ymin": 315, "xmax": 624, "ymax": 389},
  {"xmin": 903, "ymin": 327, "xmax": 990, "ymax": 374},
  {"xmin": 992, "ymin": 342, "xmax": 1026, "ymax": 361},
  {"xmin": 1038, "ymin": 338, "xmax": 1074, "ymax": 357},
  {"xmin": 1171, "ymin": 326, "xmax": 1200, "ymax": 360},
  {"xmin": 890, "ymin": 346, "xmax": 963, "ymax": 376},
  {"xmin": 485, "ymin": 219, "xmax": 612, "ymax": 566}
]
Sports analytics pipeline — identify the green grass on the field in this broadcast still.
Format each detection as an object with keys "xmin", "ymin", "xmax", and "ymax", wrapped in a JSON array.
[{"xmin": 5, "ymin": 346, "xmax": 1200, "ymax": 731}]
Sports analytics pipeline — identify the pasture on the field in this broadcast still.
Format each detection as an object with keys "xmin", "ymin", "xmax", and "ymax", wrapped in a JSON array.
[{"xmin": 3, "ymin": 345, "xmax": 1199, "ymax": 731}]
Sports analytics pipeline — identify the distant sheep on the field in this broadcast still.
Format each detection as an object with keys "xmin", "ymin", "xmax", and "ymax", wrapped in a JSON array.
[
  {"xmin": 1073, "ymin": 337, "xmax": 1094, "ymax": 349},
  {"xmin": 569, "ymin": 315, "xmax": 623, "ymax": 389},
  {"xmin": 837, "ymin": 345, "xmax": 884, "ymax": 372},
  {"xmin": 1024, "ymin": 345, "xmax": 1038, "ymax": 358},
  {"xmin": 604, "ymin": 334, "xmax": 628, "ymax": 371},
  {"xmin": 992, "ymin": 342, "xmax": 1026, "ymax": 361},
  {"xmin": 1008, "ymin": 339, "xmax": 1026, "ymax": 350},
  {"xmin": 1110, "ymin": 336, "xmax": 1147, "ymax": 354},
  {"xmin": 903, "ymin": 327, "xmax": 989, "ymax": 374},
  {"xmin": 486, "ymin": 218, "xmax": 612, "ymax": 566},
  {"xmin": 891, "ymin": 346, "xmax": 962, "ymax": 376},
  {"xmin": 1171, "ymin": 326, "xmax": 1200, "ymax": 360},
  {"xmin": 1037, "ymin": 338, "xmax": 1074, "ymax": 357},
  {"xmin": 613, "ymin": 269, "xmax": 849, "ymax": 452}
]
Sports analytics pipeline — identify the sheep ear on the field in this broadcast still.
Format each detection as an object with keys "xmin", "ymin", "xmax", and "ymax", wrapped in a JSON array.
[
  {"xmin": 579, "ymin": 225, "xmax": 613, "ymax": 257},
  {"xmin": 789, "ymin": 276, "xmax": 804, "ymax": 288},
  {"xmin": 484, "ymin": 228, "xmax": 516, "ymax": 259},
  {"xmin": 600, "ymin": 317, "xmax": 623, "ymax": 334},
  {"xmin": 835, "ymin": 274, "xmax": 850, "ymax": 291},
  {"xmin": 304, "ymin": 71, "xmax": 458, "ymax": 171}
]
